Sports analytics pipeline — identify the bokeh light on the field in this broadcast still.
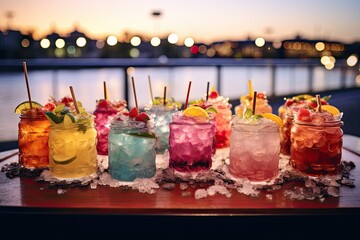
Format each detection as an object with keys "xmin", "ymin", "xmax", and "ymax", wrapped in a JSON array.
[
  {"xmin": 40, "ymin": 38, "xmax": 50, "ymax": 49},
  {"xmin": 320, "ymin": 56, "xmax": 330, "ymax": 65},
  {"xmin": 347, "ymin": 54, "xmax": 358, "ymax": 67},
  {"xmin": 21, "ymin": 39, "xmax": 30, "ymax": 48},
  {"xmin": 255, "ymin": 37, "xmax": 265, "ymax": 47},
  {"xmin": 67, "ymin": 45, "xmax": 76, "ymax": 55},
  {"xmin": 315, "ymin": 42, "xmax": 325, "ymax": 51},
  {"xmin": 130, "ymin": 36, "xmax": 141, "ymax": 46},
  {"xmin": 129, "ymin": 48, "xmax": 140, "ymax": 58},
  {"xmin": 107, "ymin": 35, "xmax": 118, "ymax": 46},
  {"xmin": 76, "ymin": 37, "xmax": 87, "ymax": 47},
  {"xmin": 55, "ymin": 38, "xmax": 65, "ymax": 48},
  {"xmin": 167, "ymin": 33, "xmax": 179, "ymax": 44},
  {"xmin": 127, "ymin": 67, "xmax": 136, "ymax": 75},
  {"xmin": 150, "ymin": 37, "xmax": 161, "ymax": 47},
  {"xmin": 96, "ymin": 40, "xmax": 105, "ymax": 49},
  {"xmin": 184, "ymin": 37, "xmax": 194, "ymax": 47}
]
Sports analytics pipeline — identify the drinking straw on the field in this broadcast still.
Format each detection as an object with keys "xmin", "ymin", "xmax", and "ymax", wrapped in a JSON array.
[
  {"xmin": 163, "ymin": 86, "xmax": 167, "ymax": 106},
  {"xmin": 316, "ymin": 94, "xmax": 322, "ymax": 112},
  {"xmin": 131, "ymin": 77, "xmax": 139, "ymax": 109},
  {"xmin": 103, "ymin": 81, "xmax": 108, "ymax": 100},
  {"xmin": 248, "ymin": 80, "xmax": 254, "ymax": 98},
  {"xmin": 148, "ymin": 75, "xmax": 154, "ymax": 104},
  {"xmin": 205, "ymin": 81, "xmax": 210, "ymax": 101},
  {"xmin": 69, "ymin": 86, "xmax": 80, "ymax": 114},
  {"xmin": 184, "ymin": 81, "xmax": 192, "ymax": 110},
  {"xmin": 252, "ymin": 91, "xmax": 257, "ymax": 115},
  {"xmin": 22, "ymin": 62, "xmax": 33, "ymax": 109}
]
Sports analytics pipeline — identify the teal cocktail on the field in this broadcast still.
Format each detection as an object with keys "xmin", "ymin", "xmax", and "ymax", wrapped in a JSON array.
[{"xmin": 108, "ymin": 107, "xmax": 156, "ymax": 181}]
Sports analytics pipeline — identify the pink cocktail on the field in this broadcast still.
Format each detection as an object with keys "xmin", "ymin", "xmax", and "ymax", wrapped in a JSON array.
[
  {"xmin": 229, "ymin": 114, "xmax": 280, "ymax": 181},
  {"xmin": 206, "ymin": 87, "xmax": 232, "ymax": 148},
  {"xmin": 169, "ymin": 111, "xmax": 216, "ymax": 172},
  {"xmin": 93, "ymin": 99, "xmax": 127, "ymax": 155}
]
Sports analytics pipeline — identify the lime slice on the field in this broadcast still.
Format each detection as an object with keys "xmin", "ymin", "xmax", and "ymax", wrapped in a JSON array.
[
  {"xmin": 54, "ymin": 104, "xmax": 65, "ymax": 114},
  {"xmin": 14, "ymin": 101, "xmax": 43, "ymax": 114},
  {"xmin": 63, "ymin": 113, "xmax": 76, "ymax": 127},
  {"xmin": 45, "ymin": 112, "xmax": 62, "ymax": 124},
  {"xmin": 321, "ymin": 105, "xmax": 340, "ymax": 116},
  {"xmin": 183, "ymin": 106, "xmax": 209, "ymax": 118},
  {"xmin": 242, "ymin": 108, "xmax": 253, "ymax": 118},
  {"xmin": 261, "ymin": 113, "xmax": 283, "ymax": 127},
  {"xmin": 127, "ymin": 132, "xmax": 156, "ymax": 138},
  {"xmin": 52, "ymin": 155, "xmax": 77, "ymax": 165},
  {"xmin": 205, "ymin": 106, "xmax": 218, "ymax": 114}
]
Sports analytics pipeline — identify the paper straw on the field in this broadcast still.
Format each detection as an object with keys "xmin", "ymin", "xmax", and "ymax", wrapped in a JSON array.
[
  {"xmin": 22, "ymin": 62, "xmax": 33, "ymax": 109},
  {"xmin": 131, "ymin": 77, "xmax": 138, "ymax": 109}
]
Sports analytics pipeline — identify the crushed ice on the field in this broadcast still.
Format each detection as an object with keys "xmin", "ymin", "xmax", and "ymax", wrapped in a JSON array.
[{"xmin": 1, "ymin": 148, "xmax": 356, "ymax": 200}]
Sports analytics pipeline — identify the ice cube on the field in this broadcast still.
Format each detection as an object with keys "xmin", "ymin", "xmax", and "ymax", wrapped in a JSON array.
[{"xmin": 195, "ymin": 189, "xmax": 208, "ymax": 199}]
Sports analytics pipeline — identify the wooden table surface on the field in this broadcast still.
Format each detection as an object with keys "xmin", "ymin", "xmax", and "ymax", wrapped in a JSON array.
[{"xmin": 1, "ymin": 139, "xmax": 359, "ymax": 237}]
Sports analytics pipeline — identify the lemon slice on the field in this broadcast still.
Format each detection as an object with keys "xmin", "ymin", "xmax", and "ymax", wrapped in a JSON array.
[
  {"xmin": 205, "ymin": 106, "xmax": 218, "ymax": 114},
  {"xmin": 261, "ymin": 113, "xmax": 283, "ymax": 127},
  {"xmin": 294, "ymin": 94, "xmax": 313, "ymax": 100},
  {"xmin": 183, "ymin": 106, "xmax": 209, "ymax": 118},
  {"xmin": 321, "ymin": 105, "xmax": 340, "ymax": 116},
  {"xmin": 14, "ymin": 101, "xmax": 43, "ymax": 114}
]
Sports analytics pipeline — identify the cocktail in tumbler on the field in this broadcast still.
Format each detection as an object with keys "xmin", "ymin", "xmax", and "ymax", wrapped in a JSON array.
[
  {"xmin": 290, "ymin": 106, "xmax": 343, "ymax": 175},
  {"xmin": 18, "ymin": 107, "xmax": 50, "ymax": 169},
  {"xmin": 93, "ymin": 99, "xmax": 127, "ymax": 155},
  {"xmin": 47, "ymin": 108, "xmax": 97, "ymax": 179},
  {"xmin": 169, "ymin": 107, "xmax": 216, "ymax": 172},
  {"xmin": 145, "ymin": 97, "xmax": 180, "ymax": 153},
  {"xmin": 235, "ymin": 92, "xmax": 272, "ymax": 116},
  {"xmin": 206, "ymin": 87, "xmax": 232, "ymax": 148},
  {"xmin": 108, "ymin": 108, "xmax": 156, "ymax": 181},
  {"xmin": 229, "ymin": 110, "xmax": 281, "ymax": 181}
]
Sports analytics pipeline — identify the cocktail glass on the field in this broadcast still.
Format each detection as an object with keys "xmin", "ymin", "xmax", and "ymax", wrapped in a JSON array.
[
  {"xmin": 229, "ymin": 114, "xmax": 280, "ymax": 181},
  {"xmin": 235, "ymin": 92, "xmax": 272, "ymax": 115},
  {"xmin": 290, "ymin": 108, "xmax": 343, "ymax": 175},
  {"xmin": 18, "ymin": 108, "xmax": 50, "ymax": 169},
  {"xmin": 206, "ymin": 88, "xmax": 232, "ymax": 148},
  {"xmin": 93, "ymin": 99, "xmax": 127, "ymax": 156},
  {"xmin": 145, "ymin": 104, "xmax": 178, "ymax": 154},
  {"xmin": 168, "ymin": 111, "xmax": 216, "ymax": 172},
  {"xmin": 48, "ymin": 113, "xmax": 97, "ymax": 179},
  {"xmin": 108, "ymin": 110, "xmax": 156, "ymax": 181}
]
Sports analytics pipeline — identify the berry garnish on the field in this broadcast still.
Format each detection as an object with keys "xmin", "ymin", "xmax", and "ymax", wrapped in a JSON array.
[
  {"xmin": 129, "ymin": 107, "xmax": 139, "ymax": 118},
  {"xmin": 43, "ymin": 102, "xmax": 56, "ymax": 112},
  {"xmin": 135, "ymin": 112, "xmax": 150, "ymax": 122},
  {"xmin": 297, "ymin": 108, "xmax": 311, "ymax": 121}
]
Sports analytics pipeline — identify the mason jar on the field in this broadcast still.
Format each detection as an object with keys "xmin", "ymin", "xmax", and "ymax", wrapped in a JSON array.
[
  {"xmin": 229, "ymin": 116, "xmax": 280, "ymax": 181},
  {"xmin": 108, "ymin": 118, "xmax": 156, "ymax": 181},
  {"xmin": 49, "ymin": 115, "xmax": 97, "ymax": 179},
  {"xmin": 18, "ymin": 109, "xmax": 50, "ymax": 169},
  {"xmin": 290, "ymin": 112, "xmax": 343, "ymax": 175}
]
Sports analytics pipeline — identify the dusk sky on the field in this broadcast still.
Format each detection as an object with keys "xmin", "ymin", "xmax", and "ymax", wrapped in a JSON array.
[{"xmin": 1, "ymin": 0, "xmax": 360, "ymax": 44}]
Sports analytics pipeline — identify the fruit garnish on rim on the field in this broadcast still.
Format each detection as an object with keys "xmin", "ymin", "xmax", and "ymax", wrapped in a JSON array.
[
  {"xmin": 321, "ymin": 105, "xmax": 340, "ymax": 116},
  {"xmin": 183, "ymin": 106, "xmax": 209, "ymax": 118},
  {"xmin": 261, "ymin": 113, "xmax": 283, "ymax": 127},
  {"xmin": 14, "ymin": 101, "xmax": 43, "ymax": 114}
]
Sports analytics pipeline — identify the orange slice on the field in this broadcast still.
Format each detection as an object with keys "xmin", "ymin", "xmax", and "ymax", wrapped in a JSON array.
[
  {"xmin": 261, "ymin": 113, "xmax": 283, "ymax": 127},
  {"xmin": 183, "ymin": 106, "xmax": 209, "ymax": 118},
  {"xmin": 321, "ymin": 105, "xmax": 340, "ymax": 116}
]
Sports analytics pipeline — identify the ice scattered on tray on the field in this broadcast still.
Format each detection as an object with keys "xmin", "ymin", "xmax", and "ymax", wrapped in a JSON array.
[{"xmin": 1, "ymin": 147, "xmax": 356, "ymax": 200}]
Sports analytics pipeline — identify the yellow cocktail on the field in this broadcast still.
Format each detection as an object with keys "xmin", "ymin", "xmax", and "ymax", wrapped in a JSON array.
[{"xmin": 46, "ymin": 106, "xmax": 97, "ymax": 179}]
